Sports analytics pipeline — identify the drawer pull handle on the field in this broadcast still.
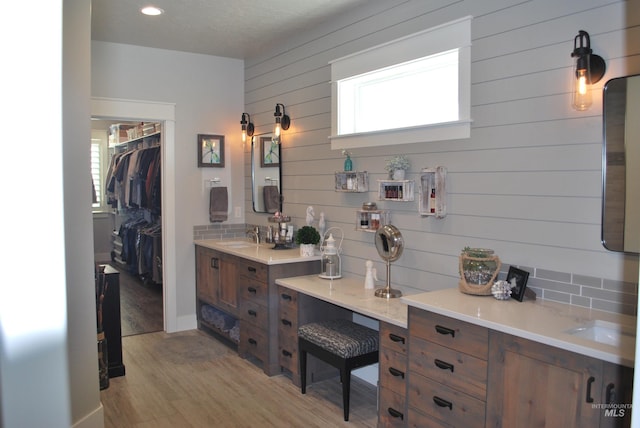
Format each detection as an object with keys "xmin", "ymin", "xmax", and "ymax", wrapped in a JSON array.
[
  {"xmin": 606, "ymin": 383, "xmax": 616, "ymax": 404},
  {"xmin": 388, "ymin": 367, "xmax": 405, "ymax": 378},
  {"xmin": 586, "ymin": 376, "xmax": 595, "ymax": 403},
  {"xmin": 434, "ymin": 359, "xmax": 454, "ymax": 372},
  {"xmin": 211, "ymin": 257, "xmax": 219, "ymax": 269},
  {"xmin": 281, "ymin": 319, "xmax": 292, "ymax": 326},
  {"xmin": 433, "ymin": 396, "xmax": 453, "ymax": 410},
  {"xmin": 435, "ymin": 325, "xmax": 455, "ymax": 338},
  {"xmin": 247, "ymin": 266, "xmax": 257, "ymax": 273},
  {"xmin": 282, "ymin": 349, "xmax": 292, "ymax": 358},
  {"xmin": 248, "ymin": 309, "xmax": 257, "ymax": 317},
  {"xmin": 389, "ymin": 333, "xmax": 405, "ymax": 344},
  {"xmin": 248, "ymin": 287, "xmax": 257, "ymax": 294},
  {"xmin": 281, "ymin": 293, "xmax": 292, "ymax": 301},
  {"xmin": 248, "ymin": 338, "xmax": 257, "ymax": 345},
  {"xmin": 387, "ymin": 408, "xmax": 404, "ymax": 420}
]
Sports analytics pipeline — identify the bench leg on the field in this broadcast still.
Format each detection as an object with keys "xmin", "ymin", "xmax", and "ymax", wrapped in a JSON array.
[
  {"xmin": 300, "ymin": 348, "xmax": 307, "ymax": 394},
  {"xmin": 341, "ymin": 367, "xmax": 350, "ymax": 421}
]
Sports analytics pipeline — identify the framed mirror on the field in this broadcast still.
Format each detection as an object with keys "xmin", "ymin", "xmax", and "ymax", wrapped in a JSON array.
[
  {"xmin": 602, "ymin": 74, "xmax": 640, "ymax": 254},
  {"xmin": 251, "ymin": 133, "xmax": 282, "ymax": 213}
]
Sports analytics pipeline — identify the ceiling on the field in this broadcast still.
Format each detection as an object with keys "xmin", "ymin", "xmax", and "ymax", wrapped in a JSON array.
[{"xmin": 91, "ymin": 0, "xmax": 370, "ymax": 59}]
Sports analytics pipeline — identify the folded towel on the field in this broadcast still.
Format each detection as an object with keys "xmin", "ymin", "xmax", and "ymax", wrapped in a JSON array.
[
  {"xmin": 209, "ymin": 187, "xmax": 228, "ymax": 222},
  {"xmin": 263, "ymin": 185, "xmax": 280, "ymax": 213}
]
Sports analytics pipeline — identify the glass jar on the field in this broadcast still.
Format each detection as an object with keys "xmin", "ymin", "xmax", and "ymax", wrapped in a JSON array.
[{"xmin": 460, "ymin": 248, "xmax": 499, "ymax": 285}]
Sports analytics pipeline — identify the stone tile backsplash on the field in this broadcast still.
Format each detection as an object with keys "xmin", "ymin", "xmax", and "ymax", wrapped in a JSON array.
[{"xmin": 503, "ymin": 265, "xmax": 638, "ymax": 316}]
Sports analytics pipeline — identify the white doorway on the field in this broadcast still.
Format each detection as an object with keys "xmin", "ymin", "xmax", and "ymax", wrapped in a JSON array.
[{"xmin": 92, "ymin": 97, "xmax": 177, "ymax": 333}]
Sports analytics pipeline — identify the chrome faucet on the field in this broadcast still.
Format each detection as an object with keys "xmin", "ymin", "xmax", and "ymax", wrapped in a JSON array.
[{"xmin": 246, "ymin": 226, "xmax": 261, "ymax": 244}]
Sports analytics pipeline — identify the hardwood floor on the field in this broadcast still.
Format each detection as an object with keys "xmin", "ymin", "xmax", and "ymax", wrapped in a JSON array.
[
  {"xmin": 113, "ymin": 264, "xmax": 163, "ymax": 336},
  {"xmin": 101, "ymin": 330, "xmax": 378, "ymax": 427}
]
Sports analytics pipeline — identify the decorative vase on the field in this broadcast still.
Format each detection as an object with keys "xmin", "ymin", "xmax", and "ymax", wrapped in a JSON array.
[
  {"xmin": 344, "ymin": 155, "xmax": 353, "ymax": 171},
  {"xmin": 300, "ymin": 244, "xmax": 315, "ymax": 257},
  {"xmin": 458, "ymin": 248, "xmax": 501, "ymax": 295},
  {"xmin": 392, "ymin": 169, "xmax": 406, "ymax": 180}
]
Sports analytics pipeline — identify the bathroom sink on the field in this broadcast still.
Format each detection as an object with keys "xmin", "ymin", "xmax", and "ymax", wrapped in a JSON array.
[
  {"xmin": 565, "ymin": 320, "xmax": 636, "ymax": 347},
  {"xmin": 218, "ymin": 241, "xmax": 253, "ymax": 248}
]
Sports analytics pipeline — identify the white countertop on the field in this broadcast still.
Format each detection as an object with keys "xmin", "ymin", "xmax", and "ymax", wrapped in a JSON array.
[
  {"xmin": 195, "ymin": 239, "xmax": 321, "ymax": 265},
  {"xmin": 275, "ymin": 275, "xmax": 409, "ymax": 328},
  {"xmin": 402, "ymin": 288, "xmax": 636, "ymax": 367}
]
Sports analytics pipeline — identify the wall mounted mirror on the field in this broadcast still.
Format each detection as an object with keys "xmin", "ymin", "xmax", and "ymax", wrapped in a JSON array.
[
  {"xmin": 251, "ymin": 133, "xmax": 282, "ymax": 213},
  {"xmin": 602, "ymin": 74, "xmax": 640, "ymax": 254}
]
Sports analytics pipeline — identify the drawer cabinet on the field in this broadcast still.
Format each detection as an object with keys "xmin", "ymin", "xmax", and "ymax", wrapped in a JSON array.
[
  {"xmin": 277, "ymin": 285, "xmax": 352, "ymax": 386},
  {"xmin": 407, "ymin": 307, "xmax": 488, "ymax": 427},
  {"xmin": 239, "ymin": 262, "xmax": 271, "ymax": 367},
  {"xmin": 379, "ymin": 322, "xmax": 408, "ymax": 427}
]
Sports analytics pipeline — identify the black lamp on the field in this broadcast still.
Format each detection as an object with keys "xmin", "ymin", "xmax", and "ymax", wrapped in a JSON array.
[
  {"xmin": 240, "ymin": 113, "xmax": 254, "ymax": 143},
  {"xmin": 273, "ymin": 103, "xmax": 290, "ymax": 142},
  {"xmin": 570, "ymin": 30, "xmax": 606, "ymax": 111}
]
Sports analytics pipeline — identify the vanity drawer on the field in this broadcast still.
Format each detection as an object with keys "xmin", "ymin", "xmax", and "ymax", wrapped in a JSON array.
[
  {"xmin": 408, "ymin": 373, "xmax": 485, "ymax": 428},
  {"xmin": 240, "ymin": 299, "xmax": 268, "ymax": 327},
  {"xmin": 237, "ymin": 260, "xmax": 268, "ymax": 283},
  {"xmin": 239, "ymin": 322, "xmax": 268, "ymax": 362},
  {"xmin": 379, "ymin": 347, "xmax": 407, "ymax": 396},
  {"xmin": 278, "ymin": 287, "xmax": 298, "ymax": 312},
  {"xmin": 239, "ymin": 277, "xmax": 268, "ymax": 306},
  {"xmin": 409, "ymin": 307, "xmax": 488, "ymax": 359},
  {"xmin": 380, "ymin": 322, "xmax": 408, "ymax": 355},
  {"xmin": 379, "ymin": 386, "xmax": 406, "ymax": 428},
  {"xmin": 409, "ymin": 337, "xmax": 487, "ymax": 400},
  {"xmin": 278, "ymin": 336, "xmax": 298, "ymax": 374}
]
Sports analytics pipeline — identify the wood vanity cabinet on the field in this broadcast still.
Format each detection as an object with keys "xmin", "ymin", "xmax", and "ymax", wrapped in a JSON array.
[
  {"xmin": 195, "ymin": 246, "xmax": 239, "ymax": 316},
  {"xmin": 378, "ymin": 321, "xmax": 409, "ymax": 428},
  {"xmin": 487, "ymin": 331, "xmax": 633, "ymax": 428},
  {"xmin": 237, "ymin": 259, "xmax": 319, "ymax": 376},
  {"xmin": 277, "ymin": 285, "xmax": 351, "ymax": 386},
  {"xmin": 407, "ymin": 307, "xmax": 488, "ymax": 428}
]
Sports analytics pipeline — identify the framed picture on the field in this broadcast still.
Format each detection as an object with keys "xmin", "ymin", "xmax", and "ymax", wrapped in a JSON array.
[
  {"xmin": 260, "ymin": 136, "xmax": 280, "ymax": 167},
  {"xmin": 198, "ymin": 134, "xmax": 225, "ymax": 167},
  {"xmin": 507, "ymin": 266, "xmax": 530, "ymax": 302}
]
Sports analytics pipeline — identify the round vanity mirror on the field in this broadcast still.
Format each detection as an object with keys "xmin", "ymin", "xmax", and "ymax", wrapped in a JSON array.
[{"xmin": 374, "ymin": 225, "xmax": 404, "ymax": 298}]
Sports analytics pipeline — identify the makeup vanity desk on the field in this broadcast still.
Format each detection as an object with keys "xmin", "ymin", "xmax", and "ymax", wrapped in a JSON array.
[{"xmin": 275, "ymin": 275, "xmax": 410, "ymax": 427}]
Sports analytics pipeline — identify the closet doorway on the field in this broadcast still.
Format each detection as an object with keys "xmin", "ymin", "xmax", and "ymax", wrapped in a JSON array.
[
  {"xmin": 92, "ymin": 119, "xmax": 163, "ymax": 336},
  {"xmin": 91, "ymin": 97, "xmax": 177, "ymax": 334}
]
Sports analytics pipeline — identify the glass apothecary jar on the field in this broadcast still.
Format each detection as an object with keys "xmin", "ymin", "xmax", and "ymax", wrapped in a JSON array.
[{"xmin": 458, "ymin": 248, "xmax": 501, "ymax": 295}]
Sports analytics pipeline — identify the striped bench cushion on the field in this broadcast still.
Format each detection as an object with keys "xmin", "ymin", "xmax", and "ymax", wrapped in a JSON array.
[{"xmin": 298, "ymin": 319, "xmax": 379, "ymax": 359}]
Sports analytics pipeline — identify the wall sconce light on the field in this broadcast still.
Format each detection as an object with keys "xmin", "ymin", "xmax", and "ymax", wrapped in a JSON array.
[
  {"xmin": 240, "ymin": 113, "xmax": 254, "ymax": 143},
  {"xmin": 570, "ymin": 30, "xmax": 606, "ymax": 111},
  {"xmin": 273, "ymin": 103, "xmax": 290, "ymax": 142}
]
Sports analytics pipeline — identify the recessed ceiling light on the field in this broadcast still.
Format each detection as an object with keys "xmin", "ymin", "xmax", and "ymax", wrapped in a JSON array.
[{"xmin": 140, "ymin": 6, "xmax": 164, "ymax": 16}]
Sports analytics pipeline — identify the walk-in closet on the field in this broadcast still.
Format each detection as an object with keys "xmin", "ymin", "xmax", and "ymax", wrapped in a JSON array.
[{"xmin": 92, "ymin": 119, "xmax": 164, "ymax": 336}]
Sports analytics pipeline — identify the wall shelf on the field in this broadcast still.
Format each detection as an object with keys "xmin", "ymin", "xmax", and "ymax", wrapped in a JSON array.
[
  {"xmin": 335, "ymin": 171, "xmax": 368, "ymax": 192},
  {"xmin": 377, "ymin": 179, "xmax": 415, "ymax": 201},
  {"xmin": 418, "ymin": 166, "xmax": 447, "ymax": 218},
  {"xmin": 355, "ymin": 209, "xmax": 389, "ymax": 232}
]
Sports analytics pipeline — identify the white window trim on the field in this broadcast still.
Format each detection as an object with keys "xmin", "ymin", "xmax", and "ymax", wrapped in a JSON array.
[{"xmin": 329, "ymin": 15, "xmax": 472, "ymax": 150}]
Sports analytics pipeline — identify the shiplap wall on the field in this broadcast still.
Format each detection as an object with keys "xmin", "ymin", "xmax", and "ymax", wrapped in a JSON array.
[{"xmin": 243, "ymin": 0, "xmax": 640, "ymax": 314}]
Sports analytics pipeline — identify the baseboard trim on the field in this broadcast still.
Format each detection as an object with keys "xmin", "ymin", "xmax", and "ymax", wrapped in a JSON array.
[{"xmin": 73, "ymin": 402, "xmax": 104, "ymax": 428}]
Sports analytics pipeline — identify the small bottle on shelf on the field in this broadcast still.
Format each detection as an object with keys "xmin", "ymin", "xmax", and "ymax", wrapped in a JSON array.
[{"xmin": 430, "ymin": 188, "xmax": 436, "ymax": 213}]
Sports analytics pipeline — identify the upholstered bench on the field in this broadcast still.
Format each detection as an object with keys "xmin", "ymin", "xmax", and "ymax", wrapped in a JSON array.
[{"xmin": 298, "ymin": 319, "xmax": 379, "ymax": 421}]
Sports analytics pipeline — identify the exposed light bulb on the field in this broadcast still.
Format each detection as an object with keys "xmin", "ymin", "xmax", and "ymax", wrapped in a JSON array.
[{"xmin": 573, "ymin": 68, "xmax": 592, "ymax": 111}]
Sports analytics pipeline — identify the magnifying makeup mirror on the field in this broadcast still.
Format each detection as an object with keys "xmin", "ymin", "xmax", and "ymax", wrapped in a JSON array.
[{"xmin": 374, "ymin": 224, "xmax": 404, "ymax": 298}]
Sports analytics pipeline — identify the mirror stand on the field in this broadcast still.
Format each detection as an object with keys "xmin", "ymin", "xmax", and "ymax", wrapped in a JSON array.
[{"xmin": 375, "ymin": 259, "xmax": 402, "ymax": 298}]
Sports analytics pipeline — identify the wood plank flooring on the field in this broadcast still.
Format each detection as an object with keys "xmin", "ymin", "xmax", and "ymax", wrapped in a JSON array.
[
  {"xmin": 113, "ymin": 264, "xmax": 163, "ymax": 336},
  {"xmin": 100, "ymin": 330, "xmax": 378, "ymax": 427}
]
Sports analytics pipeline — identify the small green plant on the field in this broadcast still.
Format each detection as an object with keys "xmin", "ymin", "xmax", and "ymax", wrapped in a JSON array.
[
  {"xmin": 385, "ymin": 155, "xmax": 410, "ymax": 172},
  {"xmin": 295, "ymin": 226, "xmax": 321, "ymax": 245}
]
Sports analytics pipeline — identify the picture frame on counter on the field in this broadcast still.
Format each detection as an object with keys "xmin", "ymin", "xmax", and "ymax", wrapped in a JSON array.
[
  {"xmin": 198, "ymin": 134, "xmax": 225, "ymax": 167},
  {"xmin": 507, "ymin": 266, "xmax": 530, "ymax": 302}
]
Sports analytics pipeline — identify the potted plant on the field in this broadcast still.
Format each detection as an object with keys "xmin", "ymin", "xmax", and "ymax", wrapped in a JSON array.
[
  {"xmin": 385, "ymin": 155, "xmax": 410, "ymax": 180},
  {"xmin": 295, "ymin": 225, "xmax": 321, "ymax": 257}
]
